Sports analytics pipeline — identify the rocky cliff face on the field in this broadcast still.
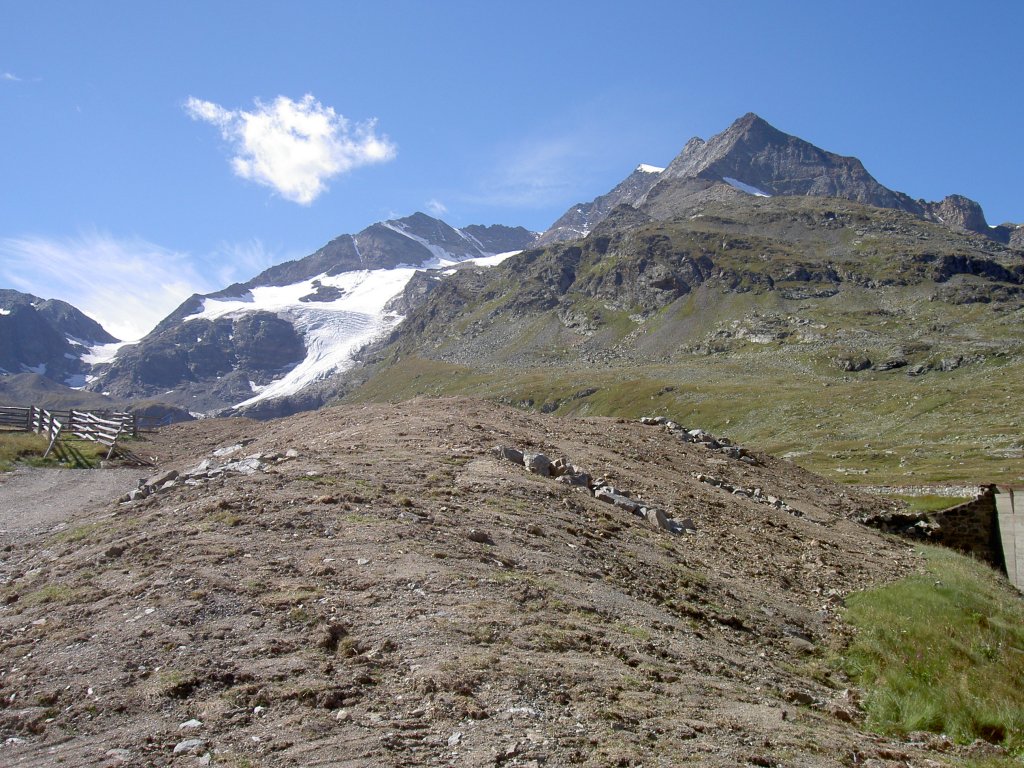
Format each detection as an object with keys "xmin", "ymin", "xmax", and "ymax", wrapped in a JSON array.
[{"xmin": 0, "ymin": 289, "xmax": 118, "ymax": 387}]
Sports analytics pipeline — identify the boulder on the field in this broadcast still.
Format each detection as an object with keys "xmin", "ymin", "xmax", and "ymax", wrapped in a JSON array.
[
  {"xmin": 491, "ymin": 445, "xmax": 525, "ymax": 465},
  {"xmin": 524, "ymin": 453, "xmax": 552, "ymax": 476},
  {"xmin": 143, "ymin": 469, "xmax": 179, "ymax": 489},
  {"xmin": 832, "ymin": 354, "xmax": 871, "ymax": 372},
  {"xmin": 872, "ymin": 357, "xmax": 908, "ymax": 371}
]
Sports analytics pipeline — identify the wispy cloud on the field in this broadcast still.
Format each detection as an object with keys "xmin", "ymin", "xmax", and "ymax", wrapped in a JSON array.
[
  {"xmin": 209, "ymin": 238, "xmax": 278, "ymax": 287},
  {"xmin": 473, "ymin": 137, "xmax": 587, "ymax": 209},
  {"xmin": 2, "ymin": 72, "xmax": 21, "ymax": 82},
  {"xmin": 184, "ymin": 94, "xmax": 396, "ymax": 205},
  {"xmin": 425, "ymin": 198, "xmax": 447, "ymax": 217},
  {"xmin": 0, "ymin": 232, "xmax": 216, "ymax": 341}
]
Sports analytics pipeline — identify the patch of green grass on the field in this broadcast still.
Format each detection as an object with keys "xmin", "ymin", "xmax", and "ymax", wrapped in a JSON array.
[
  {"xmin": 895, "ymin": 495, "xmax": 973, "ymax": 514},
  {"xmin": 0, "ymin": 431, "xmax": 52, "ymax": 469},
  {"xmin": 54, "ymin": 521, "xmax": 107, "ymax": 543},
  {"xmin": 837, "ymin": 545, "xmax": 1024, "ymax": 751},
  {"xmin": 23, "ymin": 583, "xmax": 98, "ymax": 606},
  {"xmin": 0, "ymin": 431, "xmax": 110, "ymax": 470}
]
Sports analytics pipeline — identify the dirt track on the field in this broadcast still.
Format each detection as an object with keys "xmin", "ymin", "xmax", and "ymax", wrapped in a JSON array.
[{"xmin": 0, "ymin": 467, "xmax": 143, "ymax": 537}]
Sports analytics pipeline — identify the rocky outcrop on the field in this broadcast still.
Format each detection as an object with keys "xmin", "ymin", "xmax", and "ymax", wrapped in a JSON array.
[
  {"xmin": 925, "ymin": 194, "xmax": 990, "ymax": 234},
  {"xmin": 538, "ymin": 164, "xmax": 665, "ymax": 245},
  {"xmin": 97, "ymin": 311, "xmax": 305, "ymax": 400}
]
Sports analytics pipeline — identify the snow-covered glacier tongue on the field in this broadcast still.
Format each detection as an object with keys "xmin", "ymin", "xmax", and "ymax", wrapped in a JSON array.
[{"xmin": 195, "ymin": 250, "xmax": 519, "ymax": 410}]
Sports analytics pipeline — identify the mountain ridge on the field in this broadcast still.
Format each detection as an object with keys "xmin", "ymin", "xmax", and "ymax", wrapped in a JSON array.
[{"xmin": 539, "ymin": 113, "xmax": 1019, "ymax": 246}]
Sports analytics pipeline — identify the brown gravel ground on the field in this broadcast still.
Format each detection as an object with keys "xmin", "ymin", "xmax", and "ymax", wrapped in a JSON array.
[{"xmin": 0, "ymin": 398, "xmax": 969, "ymax": 767}]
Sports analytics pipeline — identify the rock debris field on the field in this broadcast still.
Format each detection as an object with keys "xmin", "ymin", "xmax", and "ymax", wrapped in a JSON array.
[{"xmin": 0, "ymin": 398, "xmax": 995, "ymax": 766}]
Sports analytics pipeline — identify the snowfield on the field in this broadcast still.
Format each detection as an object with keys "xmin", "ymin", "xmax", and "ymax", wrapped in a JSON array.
[
  {"xmin": 723, "ymin": 176, "xmax": 771, "ymax": 197},
  {"xmin": 190, "ymin": 251, "xmax": 518, "ymax": 409}
]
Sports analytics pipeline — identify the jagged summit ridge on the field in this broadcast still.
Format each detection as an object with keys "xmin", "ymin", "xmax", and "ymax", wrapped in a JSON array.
[{"xmin": 541, "ymin": 112, "xmax": 1017, "ymax": 245}]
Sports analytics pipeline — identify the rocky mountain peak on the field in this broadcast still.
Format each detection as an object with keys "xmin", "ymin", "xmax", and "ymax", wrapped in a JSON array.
[{"xmin": 658, "ymin": 113, "xmax": 911, "ymax": 211}]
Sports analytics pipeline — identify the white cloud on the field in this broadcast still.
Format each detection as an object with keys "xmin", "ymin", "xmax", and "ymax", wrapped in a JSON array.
[
  {"xmin": 425, "ymin": 198, "xmax": 448, "ymax": 216},
  {"xmin": 0, "ymin": 232, "xmax": 217, "ymax": 341},
  {"xmin": 184, "ymin": 94, "xmax": 396, "ymax": 204},
  {"xmin": 2, "ymin": 72, "xmax": 21, "ymax": 82}
]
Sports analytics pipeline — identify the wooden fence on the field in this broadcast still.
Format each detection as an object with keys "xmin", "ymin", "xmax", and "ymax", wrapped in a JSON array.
[{"xmin": 0, "ymin": 405, "xmax": 153, "ymax": 466}]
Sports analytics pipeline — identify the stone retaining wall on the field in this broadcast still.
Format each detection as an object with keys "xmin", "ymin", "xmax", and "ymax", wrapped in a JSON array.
[{"xmin": 928, "ymin": 486, "xmax": 1004, "ymax": 569}]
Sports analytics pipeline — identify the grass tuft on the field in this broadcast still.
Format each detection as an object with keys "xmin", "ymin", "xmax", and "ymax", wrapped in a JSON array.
[{"xmin": 838, "ymin": 545, "xmax": 1024, "ymax": 751}]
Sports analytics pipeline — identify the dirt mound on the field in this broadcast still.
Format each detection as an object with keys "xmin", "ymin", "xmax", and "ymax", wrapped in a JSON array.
[{"xmin": 0, "ymin": 398, "xmax": 954, "ymax": 766}]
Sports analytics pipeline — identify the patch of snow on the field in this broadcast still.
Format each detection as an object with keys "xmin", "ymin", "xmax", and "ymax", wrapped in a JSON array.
[
  {"xmin": 65, "ymin": 373, "xmax": 87, "ymax": 388},
  {"xmin": 456, "ymin": 250, "xmax": 519, "ymax": 268},
  {"xmin": 21, "ymin": 363, "xmax": 46, "ymax": 375},
  {"xmin": 637, "ymin": 164, "xmax": 665, "ymax": 174},
  {"xmin": 723, "ymin": 176, "xmax": 771, "ymax": 197},
  {"xmin": 0, "ymin": 308, "xmax": 10, "ymax": 316},
  {"xmin": 82, "ymin": 340, "xmax": 133, "ymax": 366}
]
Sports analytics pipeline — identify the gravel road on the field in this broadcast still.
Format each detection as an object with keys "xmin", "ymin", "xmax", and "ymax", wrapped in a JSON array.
[{"xmin": 0, "ymin": 466, "xmax": 144, "ymax": 537}]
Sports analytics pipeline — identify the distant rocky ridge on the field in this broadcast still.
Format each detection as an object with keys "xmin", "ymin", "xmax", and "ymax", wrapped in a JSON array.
[
  {"xmin": 537, "ymin": 164, "xmax": 665, "ymax": 246},
  {"xmin": 0, "ymin": 289, "xmax": 118, "ymax": 387}
]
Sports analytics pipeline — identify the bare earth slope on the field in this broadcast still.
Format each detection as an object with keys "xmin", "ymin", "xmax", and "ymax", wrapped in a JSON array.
[{"xmin": 0, "ymin": 399, "xmax": 975, "ymax": 767}]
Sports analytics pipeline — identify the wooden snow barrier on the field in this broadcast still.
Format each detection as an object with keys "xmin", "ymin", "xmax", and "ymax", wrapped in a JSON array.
[{"xmin": 1, "ymin": 405, "xmax": 154, "ymax": 467}]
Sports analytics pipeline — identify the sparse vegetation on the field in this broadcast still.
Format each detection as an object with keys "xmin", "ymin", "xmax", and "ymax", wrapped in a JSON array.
[{"xmin": 838, "ymin": 545, "xmax": 1024, "ymax": 751}]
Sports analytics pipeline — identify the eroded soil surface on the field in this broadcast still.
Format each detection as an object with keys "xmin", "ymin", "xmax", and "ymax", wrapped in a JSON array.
[{"xmin": 0, "ymin": 399, "xmax": 978, "ymax": 766}]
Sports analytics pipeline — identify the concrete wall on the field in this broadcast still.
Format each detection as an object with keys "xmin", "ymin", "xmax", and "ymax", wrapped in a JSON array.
[{"xmin": 995, "ymin": 488, "xmax": 1022, "ymax": 591}]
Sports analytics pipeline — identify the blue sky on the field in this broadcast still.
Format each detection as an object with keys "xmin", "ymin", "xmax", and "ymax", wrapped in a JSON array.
[{"xmin": 1, "ymin": 0, "xmax": 1021, "ymax": 340}]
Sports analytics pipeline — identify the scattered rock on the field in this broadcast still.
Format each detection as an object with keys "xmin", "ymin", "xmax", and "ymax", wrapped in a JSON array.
[
  {"xmin": 467, "ymin": 529, "xmax": 494, "ymax": 545},
  {"xmin": 940, "ymin": 355, "xmax": 964, "ymax": 372},
  {"xmin": 178, "ymin": 718, "xmax": 203, "ymax": 730},
  {"xmin": 172, "ymin": 738, "xmax": 206, "ymax": 755},
  {"xmin": 873, "ymin": 357, "xmax": 908, "ymax": 371}
]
